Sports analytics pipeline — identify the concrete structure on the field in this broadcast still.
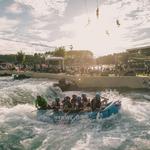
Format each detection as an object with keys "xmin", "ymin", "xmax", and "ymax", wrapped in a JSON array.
[
  {"xmin": 127, "ymin": 46, "xmax": 150, "ymax": 55},
  {"xmin": 73, "ymin": 75, "xmax": 150, "ymax": 89},
  {"xmin": 1, "ymin": 71, "xmax": 149, "ymax": 89},
  {"xmin": 30, "ymin": 73, "xmax": 150, "ymax": 89}
]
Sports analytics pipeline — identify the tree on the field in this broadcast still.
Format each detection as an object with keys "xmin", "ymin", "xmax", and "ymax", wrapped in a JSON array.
[
  {"xmin": 33, "ymin": 53, "xmax": 45, "ymax": 64},
  {"xmin": 96, "ymin": 54, "xmax": 115, "ymax": 65},
  {"xmin": 24, "ymin": 55, "xmax": 34, "ymax": 65},
  {"xmin": 53, "ymin": 47, "xmax": 66, "ymax": 57},
  {"xmin": 0, "ymin": 54, "xmax": 16, "ymax": 63},
  {"xmin": 16, "ymin": 51, "xmax": 26, "ymax": 64}
]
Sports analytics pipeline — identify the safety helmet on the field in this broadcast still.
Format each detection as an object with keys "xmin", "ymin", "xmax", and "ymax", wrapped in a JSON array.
[
  {"xmin": 72, "ymin": 94, "xmax": 77, "ymax": 98},
  {"xmin": 65, "ymin": 96, "xmax": 70, "ymax": 100},
  {"xmin": 95, "ymin": 92, "xmax": 101, "ymax": 99},
  {"xmin": 37, "ymin": 95, "xmax": 41, "ymax": 98},
  {"xmin": 81, "ymin": 93, "xmax": 86, "ymax": 97},
  {"xmin": 77, "ymin": 96, "xmax": 81, "ymax": 101}
]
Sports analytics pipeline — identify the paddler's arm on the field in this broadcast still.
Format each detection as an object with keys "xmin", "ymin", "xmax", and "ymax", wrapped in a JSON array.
[
  {"xmin": 35, "ymin": 98, "xmax": 38, "ymax": 108},
  {"xmin": 41, "ymin": 97, "xmax": 48, "ymax": 107},
  {"xmin": 101, "ymin": 96, "xmax": 109, "ymax": 105},
  {"xmin": 101, "ymin": 96, "xmax": 109, "ymax": 101}
]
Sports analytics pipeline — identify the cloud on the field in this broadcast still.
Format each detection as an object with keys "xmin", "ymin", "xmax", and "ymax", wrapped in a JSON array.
[
  {"xmin": 27, "ymin": 19, "xmax": 52, "ymax": 40},
  {"xmin": 56, "ymin": 0, "xmax": 150, "ymax": 55},
  {"xmin": 6, "ymin": 3, "xmax": 23, "ymax": 14},
  {"xmin": 15, "ymin": 0, "xmax": 68, "ymax": 17},
  {"xmin": 0, "ymin": 38, "xmax": 55, "ymax": 54},
  {"xmin": 0, "ymin": 0, "xmax": 68, "ymax": 52},
  {"xmin": 0, "ymin": 17, "xmax": 19, "ymax": 31},
  {"xmin": 0, "ymin": 0, "xmax": 149, "ymax": 56}
]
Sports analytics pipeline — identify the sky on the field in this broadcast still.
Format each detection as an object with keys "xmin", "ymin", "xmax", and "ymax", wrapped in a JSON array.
[{"xmin": 0, "ymin": 0, "xmax": 150, "ymax": 56}]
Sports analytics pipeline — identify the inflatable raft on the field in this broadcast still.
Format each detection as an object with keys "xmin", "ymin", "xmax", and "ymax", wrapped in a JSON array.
[{"xmin": 37, "ymin": 100, "xmax": 121, "ymax": 123}]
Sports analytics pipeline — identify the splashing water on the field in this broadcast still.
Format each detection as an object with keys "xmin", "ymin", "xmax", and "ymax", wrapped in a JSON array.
[
  {"xmin": 0, "ymin": 77, "xmax": 150, "ymax": 150},
  {"xmin": 0, "ymin": 77, "xmax": 62, "ymax": 107}
]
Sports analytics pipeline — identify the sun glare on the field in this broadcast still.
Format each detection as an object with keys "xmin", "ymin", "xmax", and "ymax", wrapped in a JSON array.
[{"xmin": 66, "ymin": 3, "xmax": 128, "ymax": 56}]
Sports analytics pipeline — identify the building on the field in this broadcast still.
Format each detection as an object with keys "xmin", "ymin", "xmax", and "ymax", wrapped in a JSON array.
[
  {"xmin": 126, "ymin": 46, "xmax": 150, "ymax": 62},
  {"xmin": 126, "ymin": 46, "xmax": 150, "ymax": 74},
  {"xmin": 127, "ymin": 46, "xmax": 150, "ymax": 56},
  {"xmin": 66, "ymin": 50, "xmax": 93, "ymax": 58},
  {"xmin": 65, "ymin": 50, "xmax": 95, "ymax": 67}
]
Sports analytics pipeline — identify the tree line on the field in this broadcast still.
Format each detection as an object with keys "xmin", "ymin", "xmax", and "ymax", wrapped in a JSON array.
[
  {"xmin": 0, "ymin": 46, "xmax": 149, "ymax": 66},
  {"xmin": 0, "ymin": 47, "xmax": 66, "ymax": 65}
]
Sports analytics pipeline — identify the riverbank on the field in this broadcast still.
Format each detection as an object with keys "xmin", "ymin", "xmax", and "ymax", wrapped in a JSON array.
[{"xmin": 0, "ymin": 70, "xmax": 150, "ymax": 89}]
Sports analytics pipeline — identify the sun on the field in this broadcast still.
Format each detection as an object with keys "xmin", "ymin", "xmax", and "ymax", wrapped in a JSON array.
[{"xmin": 56, "ymin": 2, "xmax": 134, "ymax": 56}]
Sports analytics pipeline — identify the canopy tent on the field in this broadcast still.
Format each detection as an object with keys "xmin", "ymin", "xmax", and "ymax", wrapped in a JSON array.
[{"xmin": 45, "ymin": 56, "xmax": 64, "ymax": 70}]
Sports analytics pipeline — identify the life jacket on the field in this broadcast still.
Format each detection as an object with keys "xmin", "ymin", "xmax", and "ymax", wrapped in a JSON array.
[
  {"xmin": 52, "ymin": 101, "xmax": 60, "ymax": 110},
  {"xmin": 63, "ymin": 100, "xmax": 72, "ymax": 112},
  {"xmin": 71, "ymin": 98, "xmax": 77, "ymax": 108},
  {"xmin": 91, "ymin": 98, "xmax": 101, "ymax": 111},
  {"xmin": 82, "ymin": 97, "xmax": 88, "ymax": 103},
  {"xmin": 36, "ymin": 97, "xmax": 47, "ymax": 108},
  {"xmin": 71, "ymin": 97, "xmax": 76, "ymax": 103},
  {"xmin": 77, "ymin": 101, "xmax": 83, "ymax": 109},
  {"xmin": 62, "ymin": 98, "xmax": 71, "ymax": 107}
]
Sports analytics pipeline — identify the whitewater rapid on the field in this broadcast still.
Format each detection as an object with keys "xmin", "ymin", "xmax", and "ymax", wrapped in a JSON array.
[{"xmin": 0, "ymin": 77, "xmax": 150, "ymax": 150}]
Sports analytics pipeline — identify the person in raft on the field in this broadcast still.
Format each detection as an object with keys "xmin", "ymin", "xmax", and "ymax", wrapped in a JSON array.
[
  {"xmin": 35, "ymin": 95, "xmax": 50, "ymax": 110},
  {"xmin": 91, "ymin": 92, "xmax": 109, "ymax": 111},
  {"xmin": 35, "ymin": 93, "xmax": 109, "ymax": 112},
  {"xmin": 51, "ymin": 97, "xmax": 61, "ymax": 112},
  {"xmin": 62, "ymin": 96, "xmax": 72, "ymax": 113}
]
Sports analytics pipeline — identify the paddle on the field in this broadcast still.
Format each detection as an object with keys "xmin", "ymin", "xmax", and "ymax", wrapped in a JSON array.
[
  {"xmin": 101, "ymin": 96, "xmax": 109, "ymax": 101},
  {"xmin": 31, "ymin": 110, "xmax": 37, "ymax": 113},
  {"xmin": 31, "ymin": 105, "xmax": 54, "ymax": 113}
]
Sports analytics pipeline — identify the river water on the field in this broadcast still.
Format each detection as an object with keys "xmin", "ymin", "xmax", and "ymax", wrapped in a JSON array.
[{"xmin": 0, "ymin": 77, "xmax": 150, "ymax": 150}]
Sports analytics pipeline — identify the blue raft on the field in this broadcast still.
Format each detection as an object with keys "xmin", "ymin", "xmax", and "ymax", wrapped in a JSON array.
[{"xmin": 37, "ymin": 100, "xmax": 121, "ymax": 123}]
